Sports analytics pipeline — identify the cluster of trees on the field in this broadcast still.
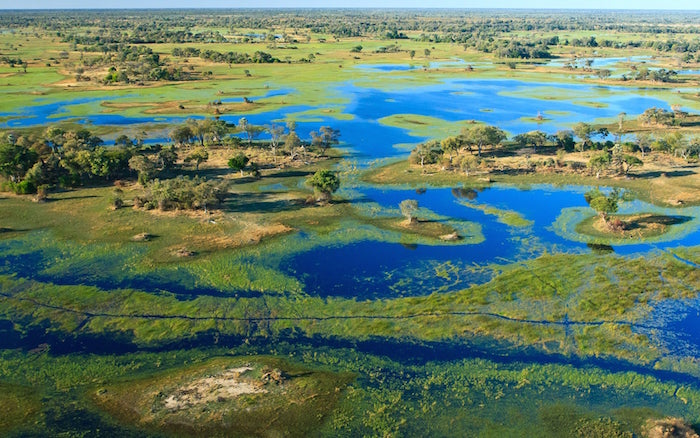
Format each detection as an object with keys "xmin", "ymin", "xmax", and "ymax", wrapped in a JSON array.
[
  {"xmin": 588, "ymin": 146, "xmax": 643, "ymax": 178},
  {"xmin": 135, "ymin": 176, "xmax": 227, "ymax": 212},
  {"xmin": 97, "ymin": 45, "xmax": 191, "ymax": 83},
  {"xmin": 0, "ymin": 128, "xmax": 134, "ymax": 194},
  {"xmin": 167, "ymin": 117, "xmax": 339, "ymax": 161},
  {"xmin": 633, "ymin": 67, "xmax": 678, "ymax": 83},
  {"xmin": 408, "ymin": 114, "xmax": 699, "ymax": 177},
  {"xmin": 1, "ymin": 56, "xmax": 27, "ymax": 70},
  {"xmin": 493, "ymin": 40, "xmax": 551, "ymax": 59},
  {"xmin": 62, "ymin": 26, "xmax": 228, "ymax": 46},
  {"xmin": 174, "ymin": 48, "xmax": 280, "ymax": 65}
]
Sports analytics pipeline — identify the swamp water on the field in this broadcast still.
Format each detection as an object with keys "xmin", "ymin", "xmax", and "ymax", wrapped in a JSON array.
[{"xmin": 2, "ymin": 74, "xmax": 700, "ymax": 435}]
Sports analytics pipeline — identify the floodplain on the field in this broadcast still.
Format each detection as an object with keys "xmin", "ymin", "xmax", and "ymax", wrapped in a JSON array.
[{"xmin": 0, "ymin": 8, "xmax": 700, "ymax": 436}]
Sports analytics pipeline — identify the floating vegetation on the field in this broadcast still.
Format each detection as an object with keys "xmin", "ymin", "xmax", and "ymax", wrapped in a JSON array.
[{"xmin": 457, "ymin": 200, "xmax": 534, "ymax": 228}]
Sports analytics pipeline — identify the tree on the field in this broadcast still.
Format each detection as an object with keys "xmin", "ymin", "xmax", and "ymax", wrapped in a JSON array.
[
  {"xmin": 238, "ymin": 117, "xmax": 264, "ymax": 145},
  {"xmin": 0, "ymin": 143, "xmax": 38, "ymax": 182},
  {"xmin": 228, "ymin": 153, "xmax": 249, "ymax": 176},
  {"xmin": 266, "ymin": 123, "xmax": 285, "ymax": 157},
  {"xmin": 617, "ymin": 112, "xmax": 626, "ymax": 133},
  {"xmin": 156, "ymin": 146, "xmax": 178, "ymax": 171},
  {"xmin": 514, "ymin": 130, "xmax": 548, "ymax": 153},
  {"xmin": 114, "ymin": 134, "xmax": 133, "ymax": 147},
  {"xmin": 458, "ymin": 154, "xmax": 480, "ymax": 176},
  {"xmin": 588, "ymin": 151, "xmax": 611, "ymax": 178},
  {"xmin": 554, "ymin": 130, "xmax": 575, "ymax": 151},
  {"xmin": 184, "ymin": 148, "xmax": 209, "ymax": 171},
  {"xmin": 440, "ymin": 136, "xmax": 462, "ymax": 163},
  {"xmin": 461, "ymin": 125, "xmax": 507, "ymax": 157},
  {"xmin": 318, "ymin": 126, "xmax": 340, "ymax": 155},
  {"xmin": 596, "ymin": 69, "xmax": 611, "ymax": 80},
  {"xmin": 636, "ymin": 132, "xmax": 652, "ymax": 158},
  {"xmin": 621, "ymin": 154, "xmax": 643, "ymax": 176},
  {"xmin": 187, "ymin": 119, "xmax": 207, "ymax": 146},
  {"xmin": 306, "ymin": 170, "xmax": 340, "ymax": 202},
  {"xmin": 45, "ymin": 126, "xmax": 66, "ymax": 152},
  {"xmin": 128, "ymin": 155, "xmax": 156, "ymax": 185},
  {"xmin": 573, "ymin": 122, "xmax": 594, "ymax": 151},
  {"xmin": 399, "ymin": 199, "xmax": 419, "ymax": 224},
  {"xmin": 284, "ymin": 131, "xmax": 302, "ymax": 160},
  {"xmin": 638, "ymin": 107, "xmax": 674, "ymax": 127},
  {"xmin": 410, "ymin": 141, "xmax": 443, "ymax": 168},
  {"xmin": 584, "ymin": 187, "xmax": 622, "ymax": 224},
  {"xmin": 171, "ymin": 125, "xmax": 194, "ymax": 146}
]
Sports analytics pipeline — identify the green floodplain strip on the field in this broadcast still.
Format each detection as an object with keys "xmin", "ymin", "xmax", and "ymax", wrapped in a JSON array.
[
  {"xmin": 456, "ymin": 200, "xmax": 534, "ymax": 228},
  {"xmin": 0, "ymin": 244, "xmax": 698, "ymax": 369},
  {"xmin": 1, "ymin": 344, "xmax": 699, "ymax": 436}
]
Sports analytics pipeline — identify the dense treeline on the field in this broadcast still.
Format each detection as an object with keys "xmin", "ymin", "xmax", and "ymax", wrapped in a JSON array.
[
  {"xmin": 2, "ymin": 9, "xmax": 700, "ymax": 36},
  {"xmin": 173, "ymin": 47, "xmax": 280, "ymax": 64},
  {"xmin": 2, "ymin": 10, "xmax": 699, "ymax": 49}
]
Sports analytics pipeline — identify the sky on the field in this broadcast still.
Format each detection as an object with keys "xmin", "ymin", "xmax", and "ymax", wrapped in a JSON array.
[{"xmin": 1, "ymin": 0, "xmax": 699, "ymax": 10}]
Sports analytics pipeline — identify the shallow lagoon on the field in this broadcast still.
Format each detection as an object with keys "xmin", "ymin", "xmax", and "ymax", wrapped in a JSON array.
[{"xmin": 283, "ymin": 185, "xmax": 700, "ymax": 299}]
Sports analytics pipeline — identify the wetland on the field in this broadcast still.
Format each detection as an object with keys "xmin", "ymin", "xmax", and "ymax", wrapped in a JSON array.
[{"xmin": 0, "ymin": 7, "xmax": 700, "ymax": 437}]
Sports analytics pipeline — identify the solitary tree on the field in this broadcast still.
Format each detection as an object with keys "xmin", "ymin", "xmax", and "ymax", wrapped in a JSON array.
[
  {"xmin": 306, "ymin": 170, "xmax": 340, "ymax": 202},
  {"xmin": 399, "ymin": 199, "xmax": 419, "ymax": 224},
  {"xmin": 617, "ymin": 112, "xmax": 626, "ymax": 132},
  {"xmin": 584, "ymin": 188, "xmax": 623, "ymax": 225},
  {"xmin": 228, "ymin": 153, "xmax": 249, "ymax": 176}
]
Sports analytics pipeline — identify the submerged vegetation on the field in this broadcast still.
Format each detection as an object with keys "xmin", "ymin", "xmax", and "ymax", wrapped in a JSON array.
[{"xmin": 0, "ymin": 7, "xmax": 699, "ymax": 437}]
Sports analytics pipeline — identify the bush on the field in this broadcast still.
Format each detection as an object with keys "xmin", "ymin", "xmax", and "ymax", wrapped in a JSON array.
[{"xmin": 2, "ymin": 180, "xmax": 36, "ymax": 194}]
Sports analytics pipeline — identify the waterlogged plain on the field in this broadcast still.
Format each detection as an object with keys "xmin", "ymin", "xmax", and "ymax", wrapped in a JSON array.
[{"xmin": 1, "ymin": 12, "xmax": 700, "ymax": 437}]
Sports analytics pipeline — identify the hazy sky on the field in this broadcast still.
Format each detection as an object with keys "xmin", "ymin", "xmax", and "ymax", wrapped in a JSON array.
[{"xmin": 2, "ymin": 0, "xmax": 699, "ymax": 10}]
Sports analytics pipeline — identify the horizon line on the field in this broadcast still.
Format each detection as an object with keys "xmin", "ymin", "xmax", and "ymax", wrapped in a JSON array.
[{"xmin": 1, "ymin": 7, "xmax": 700, "ymax": 11}]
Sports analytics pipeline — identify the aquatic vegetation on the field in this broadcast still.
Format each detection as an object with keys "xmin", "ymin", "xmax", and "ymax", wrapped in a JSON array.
[
  {"xmin": 0, "ymin": 383, "xmax": 40, "ymax": 434},
  {"xmin": 457, "ymin": 200, "xmax": 534, "ymax": 228}
]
